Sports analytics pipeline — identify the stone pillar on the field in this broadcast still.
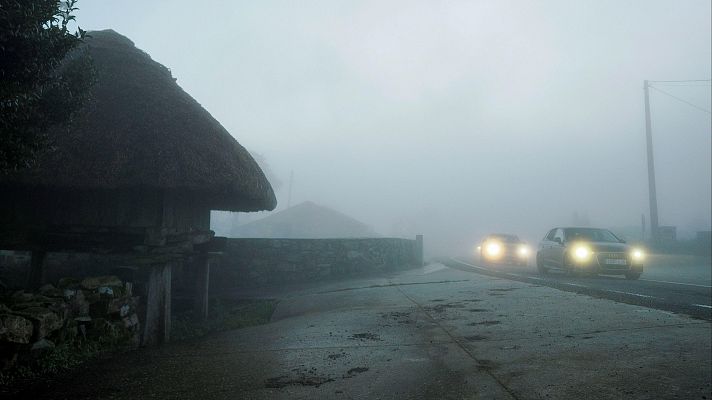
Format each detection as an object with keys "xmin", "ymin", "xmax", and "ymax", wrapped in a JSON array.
[
  {"xmin": 140, "ymin": 261, "xmax": 173, "ymax": 346},
  {"xmin": 415, "ymin": 235, "xmax": 424, "ymax": 267},
  {"xmin": 193, "ymin": 253, "xmax": 210, "ymax": 321}
]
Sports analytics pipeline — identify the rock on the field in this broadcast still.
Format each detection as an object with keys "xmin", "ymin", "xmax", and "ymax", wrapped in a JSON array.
[
  {"xmin": 90, "ymin": 318, "xmax": 119, "ymax": 339},
  {"xmin": 10, "ymin": 294, "xmax": 61, "ymax": 313},
  {"xmin": 98, "ymin": 286, "xmax": 114, "ymax": 296},
  {"xmin": 14, "ymin": 307, "xmax": 63, "ymax": 339},
  {"xmin": 10, "ymin": 291, "xmax": 34, "ymax": 303},
  {"xmin": 68, "ymin": 290, "xmax": 90, "ymax": 318},
  {"xmin": 0, "ymin": 314, "xmax": 33, "ymax": 344},
  {"xmin": 80, "ymin": 276, "xmax": 122, "ymax": 290},
  {"xmin": 48, "ymin": 301, "xmax": 70, "ymax": 321},
  {"xmin": 30, "ymin": 338, "xmax": 55, "ymax": 358},
  {"xmin": 58, "ymin": 277, "xmax": 81, "ymax": 289},
  {"xmin": 107, "ymin": 297, "xmax": 138, "ymax": 317},
  {"xmin": 122, "ymin": 313, "xmax": 139, "ymax": 329},
  {"xmin": 39, "ymin": 284, "xmax": 64, "ymax": 298},
  {"xmin": 88, "ymin": 295, "xmax": 111, "ymax": 318}
]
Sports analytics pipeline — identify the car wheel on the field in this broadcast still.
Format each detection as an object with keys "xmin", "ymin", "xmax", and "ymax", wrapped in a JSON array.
[
  {"xmin": 536, "ymin": 253, "xmax": 548, "ymax": 275},
  {"xmin": 625, "ymin": 272, "xmax": 641, "ymax": 280}
]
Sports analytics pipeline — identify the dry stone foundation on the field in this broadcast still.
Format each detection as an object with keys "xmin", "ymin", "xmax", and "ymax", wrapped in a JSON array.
[{"xmin": 0, "ymin": 275, "xmax": 140, "ymax": 370}]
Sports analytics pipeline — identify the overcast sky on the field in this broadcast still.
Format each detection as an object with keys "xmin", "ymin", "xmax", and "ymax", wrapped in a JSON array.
[{"xmin": 76, "ymin": 1, "xmax": 711, "ymax": 254}]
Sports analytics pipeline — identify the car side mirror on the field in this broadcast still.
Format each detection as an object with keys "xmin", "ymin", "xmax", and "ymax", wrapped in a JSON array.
[
  {"xmin": 620, "ymin": 239, "xmax": 627, "ymax": 243},
  {"xmin": 553, "ymin": 237, "xmax": 563, "ymax": 245}
]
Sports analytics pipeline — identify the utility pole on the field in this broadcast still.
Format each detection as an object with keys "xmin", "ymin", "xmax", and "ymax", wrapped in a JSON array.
[
  {"xmin": 643, "ymin": 80, "xmax": 660, "ymax": 244},
  {"xmin": 287, "ymin": 170, "xmax": 294, "ymax": 209}
]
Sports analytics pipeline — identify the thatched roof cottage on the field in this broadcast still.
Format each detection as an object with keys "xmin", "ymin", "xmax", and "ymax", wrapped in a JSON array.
[
  {"xmin": 1, "ymin": 29, "xmax": 275, "ymax": 233},
  {"xmin": 0, "ymin": 30, "xmax": 276, "ymax": 344}
]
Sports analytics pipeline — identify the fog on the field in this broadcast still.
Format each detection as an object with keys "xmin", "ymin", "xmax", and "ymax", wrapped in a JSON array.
[{"xmin": 77, "ymin": 1, "xmax": 711, "ymax": 256}]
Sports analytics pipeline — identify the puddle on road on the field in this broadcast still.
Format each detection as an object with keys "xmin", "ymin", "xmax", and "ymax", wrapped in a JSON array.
[
  {"xmin": 476, "ymin": 359, "xmax": 500, "ymax": 371},
  {"xmin": 467, "ymin": 320, "xmax": 501, "ymax": 326},
  {"xmin": 379, "ymin": 311, "xmax": 415, "ymax": 325},
  {"xmin": 423, "ymin": 302, "xmax": 465, "ymax": 313},
  {"xmin": 327, "ymin": 352, "xmax": 348, "ymax": 360},
  {"xmin": 464, "ymin": 334, "xmax": 489, "ymax": 342},
  {"xmin": 265, "ymin": 367, "xmax": 334, "ymax": 388},
  {"xmin": 349, "ymin": 332, "xmax": 381, "ymax": 341},
  {"xmin": 346, "ymin": 367, "xmax": 369, "ymax": 375}
]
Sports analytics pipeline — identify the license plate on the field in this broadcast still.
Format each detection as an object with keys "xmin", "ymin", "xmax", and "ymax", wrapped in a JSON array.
[{"xmin": 605, "ymin": 259, "xmax": 627, "ymax": 265}]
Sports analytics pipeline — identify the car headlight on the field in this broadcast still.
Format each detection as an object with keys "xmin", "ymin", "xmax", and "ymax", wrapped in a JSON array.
[
  {"xmin": 631, "ymin": 248, "xmax": 644, "ymax": 261},
  {"xmin": 486, "ymin": 242, "xmax": 501, "ymax": 256},
  {"xmin": 517, "ymin": 245, "xmax": 529, "ymax": 257},
  {"xmin": 573, "ymin": 245, "xmax": 592, "ymax": 261}
]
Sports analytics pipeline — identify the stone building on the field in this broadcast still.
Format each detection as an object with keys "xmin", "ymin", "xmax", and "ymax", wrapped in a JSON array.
[{"xmin": 0, "ymin": 30, "xmax": 276, "ymax": 345}]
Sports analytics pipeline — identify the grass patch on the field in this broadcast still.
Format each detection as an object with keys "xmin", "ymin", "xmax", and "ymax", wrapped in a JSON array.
[
  {"xmin": 0, "ymin": 336, "xmax": 133, "ymax": 393},
  {"xmin": 171, "ymin": 297, "xmax": 278, "ymax": 341}
]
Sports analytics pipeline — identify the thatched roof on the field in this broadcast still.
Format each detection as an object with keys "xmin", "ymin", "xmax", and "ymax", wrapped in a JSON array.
[
  {"xmin": 2, "ymin": 29, "xmax": 276, "ymax": 212},
  {"xmin": 233, "ymin": 201, "xmax": 379, "ymax": 238}
]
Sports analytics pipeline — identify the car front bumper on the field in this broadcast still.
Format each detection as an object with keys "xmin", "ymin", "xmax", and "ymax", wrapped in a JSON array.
[{"xmin": 570, "ymin": 253, "xmax": 643, "ymax": 275}]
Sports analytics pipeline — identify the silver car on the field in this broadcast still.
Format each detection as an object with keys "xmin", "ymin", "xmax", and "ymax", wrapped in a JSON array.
[{"xmin": 536, "ymin": 227, "xmax": 644, "ymax": 279}]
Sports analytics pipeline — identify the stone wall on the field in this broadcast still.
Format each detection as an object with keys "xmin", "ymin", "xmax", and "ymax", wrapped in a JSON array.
[
  {"xmin": 211, "ymin": 237, "xmax": 423, "ymax": 288},
  {"xmin": 0, "ymin": 276, "xmax": 141, "ymax": 371}
]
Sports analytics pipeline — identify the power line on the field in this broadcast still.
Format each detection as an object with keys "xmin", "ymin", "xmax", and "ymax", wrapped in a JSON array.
[
  {"xmin": 648, "ymin": 79, "xmax": 711, "ymax": 83},
  {"xmin": 650, "ymin": 83, "xmax": 711, "ymax": 87},
  {"xmin": 648, "ymin": 85, "xmax": 712, "ymax": 115}
]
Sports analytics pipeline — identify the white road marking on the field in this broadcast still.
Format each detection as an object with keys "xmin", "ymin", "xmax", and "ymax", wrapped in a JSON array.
[
  {"xmin": 528, "ymin": 276, "xmax": 544, "ymax": 281},
  {"xmin": 692, "ymin": 304, "xmax": 712, "ymax": 309},
  {"xmin": 451, "ymin": 258, "xmax": 489, "ymax": 271},
  {"xmin": 607, "ymin": 290, "xmax": 656, "ymax": 299},
  {"xmin": 422, "ymin": 263, "xmax": 448, "ymax": 274},
  {"xmin": 640, "ymin": 279, "xmax": 711, "ymax": 289}
]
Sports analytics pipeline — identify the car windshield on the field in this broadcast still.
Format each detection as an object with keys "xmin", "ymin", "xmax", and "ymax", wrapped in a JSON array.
[
  {"xmin": 489, "ymin": 234, "xmax": 520, "ymax": 243},
  {"xmin": 564, "ymin": 228, "xmax": 621, "ymax": 243}
]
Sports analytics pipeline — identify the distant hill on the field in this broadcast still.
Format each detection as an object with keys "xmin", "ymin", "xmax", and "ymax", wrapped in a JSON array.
[{"xmin": 231, "ymin": 201, "xmax": 379, "ymax": 238}]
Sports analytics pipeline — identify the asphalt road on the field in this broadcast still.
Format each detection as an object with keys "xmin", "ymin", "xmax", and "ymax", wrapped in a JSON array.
[
  {"xmin": 446, "ymin": 253, "xmax": 712, "ymax": 321},
  {"xmin": 15, "ymin": 265, "xmax": 711, "ymax": 400}
]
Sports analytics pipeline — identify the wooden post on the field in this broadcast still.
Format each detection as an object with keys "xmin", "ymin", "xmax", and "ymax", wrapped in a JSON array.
[
  {"xmin": 193, "ymin": 253, "xmax": 210, "ymax": 321},
  {"xmin": 140, "ymin": 261, "xmax": 173, "ymax": 346},
  {"xmin": 162, "ymin": 261, "xmax": 172, "ymax": 344},
  {"xmin": 26, "ymin": 250, "xmax": 47, "ymax": 290}
]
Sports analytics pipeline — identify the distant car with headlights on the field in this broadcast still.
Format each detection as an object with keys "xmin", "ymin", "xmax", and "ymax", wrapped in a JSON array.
[
  {"xmin": 478, "ymin": 234, "xmax": 531, "ymax": 266},
  {"xmin": 536, "ymin": 227, "xmax": 644, "ymax": 279}
]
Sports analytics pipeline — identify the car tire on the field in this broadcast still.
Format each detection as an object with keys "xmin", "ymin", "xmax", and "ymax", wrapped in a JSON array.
[
  {"xmin": 536, "ymin": 253, "xmax": 548, "ymax": 275},
  {"xmin": 625, "ymin": 272, "xmax": 641, "ymax": 280}
]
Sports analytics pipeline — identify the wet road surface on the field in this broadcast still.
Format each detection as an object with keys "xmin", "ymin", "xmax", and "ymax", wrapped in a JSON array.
[
  {"xmin": 15, "ymin": 264, "xmax": 711, "ymax": 399},
  {"xmin": 447, "ymin": 254, "xmax": 712, "ymax": 321}
]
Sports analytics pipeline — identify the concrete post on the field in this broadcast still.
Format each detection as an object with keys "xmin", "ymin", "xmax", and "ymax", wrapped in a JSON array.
[{"xmin": 415, "ymin": 235, "xmax": 424, "ymax": 267}]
